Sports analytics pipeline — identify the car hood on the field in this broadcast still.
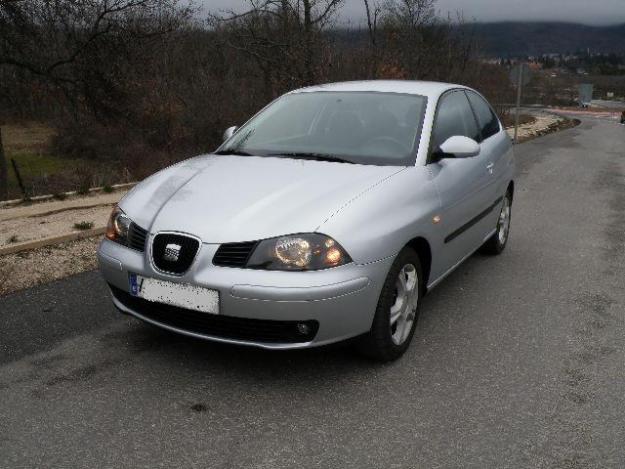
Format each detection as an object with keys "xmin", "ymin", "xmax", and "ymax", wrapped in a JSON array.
[{"xmin": 120, "ymin": 154, "xmax": 405, "ymax": 243}]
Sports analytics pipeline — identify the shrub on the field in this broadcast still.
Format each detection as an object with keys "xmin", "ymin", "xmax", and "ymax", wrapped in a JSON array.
[
  {"xmin": 75, "ymin": 165, "xmax": 94, "ymax": 195},
  {"xmin": 73, "ymin": 221, "xmax": 94, "ymax": 231}
]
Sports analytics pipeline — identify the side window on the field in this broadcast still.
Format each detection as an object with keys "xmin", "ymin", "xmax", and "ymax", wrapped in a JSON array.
[
  {"xmin": 432, "ymin": 91, "xmax": 480, "ymax": 151},
  {"xmin": 466, "ymin": 91, "xmax": 501, "ymax": 141}
]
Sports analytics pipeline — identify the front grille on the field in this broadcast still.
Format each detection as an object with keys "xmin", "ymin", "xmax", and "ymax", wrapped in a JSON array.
[
  {"xmin": 213, "ymin": 241, "xmax": 259, "ymax": 267},
  {"xmin": 128, "ymin": 223, "xmax": 148, "ymax": 252},
  {"xmin": 152, "ymin": 233, "xmax": 200, "ymax": 274},
  {"xmin": 109, "ymin": 285, "xmax": 319, "ymax": 344}
]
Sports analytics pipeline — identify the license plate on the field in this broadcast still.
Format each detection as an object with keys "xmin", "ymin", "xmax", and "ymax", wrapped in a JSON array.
[{"xmin": 129, "ymin": 273, "xmax": 219, "ymax": 314}]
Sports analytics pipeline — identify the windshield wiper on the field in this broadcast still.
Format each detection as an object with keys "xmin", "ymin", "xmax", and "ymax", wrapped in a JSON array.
[
  {"xmin": 268, "ymin": 152, "xmax": 355, "ymax": 164},
  {"xmin": 214, "ymin": 149, "xmax": 254, "ymax": 156},
  {"xmin": 214, "ymin": 128, "xmax": 256, "ymax": 156}
]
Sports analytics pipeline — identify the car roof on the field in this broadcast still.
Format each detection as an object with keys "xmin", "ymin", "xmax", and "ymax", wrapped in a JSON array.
[{"xmin": 291, "ymin": 80, "xmax": 468, "ymax": 100}]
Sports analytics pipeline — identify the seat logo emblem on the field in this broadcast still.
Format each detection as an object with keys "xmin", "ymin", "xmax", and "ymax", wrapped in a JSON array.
[{"xmin": 163, "ymin": 243, "xmax": 182, "ymax": 262}]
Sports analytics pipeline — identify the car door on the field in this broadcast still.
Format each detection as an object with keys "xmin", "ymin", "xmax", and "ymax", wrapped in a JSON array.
[
  {"xmin": 428, "ymin": 90, "xmax": 494, "ymax": 273},
  {"xmin": 465, "ymin": 90, "xmax": 510, "ymax": 234}
]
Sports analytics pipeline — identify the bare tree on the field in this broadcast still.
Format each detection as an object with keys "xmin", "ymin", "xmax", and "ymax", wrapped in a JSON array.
[
  {"xmin": 379, "ymin": 0, "xmax": 437, "ymax": 77},
  {"xmin": 363, "ymin": 0, "xmax": 381, "ymax": 46},
  {"xmin": 2, "ymin": 0, "xmax": 190, "ymax": 112},
  {"xmin": 210, "ymin": 0, "xmax": 344, "ymax": 98},
  {"xmin": 0, "ymin": 0, "xmax": 497, "ymax": 199},
  {"xmin": 0, "ymin": 0, "xmax": 191, "ymax": 198}
]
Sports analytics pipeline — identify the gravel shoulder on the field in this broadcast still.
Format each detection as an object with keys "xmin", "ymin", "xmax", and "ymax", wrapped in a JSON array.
[
  {"xmin": 0, "ymin": 191, "xmax": 125, "ymax": 296},
  {"xmin": 0, "ymin": 190, "xmax": 127, "ymax": 248},
  {"xmin": 505, "ymin": 109, "xmax": 577, "ymax": 142},
  {"xmin": 0, "ymin": 237, "xmax": 100, "ymax": 296}
]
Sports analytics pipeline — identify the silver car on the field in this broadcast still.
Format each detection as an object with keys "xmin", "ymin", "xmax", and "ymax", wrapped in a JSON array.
[{"xmin": 98, "ymin": 80, "xmax": 514, "ymax": 361}]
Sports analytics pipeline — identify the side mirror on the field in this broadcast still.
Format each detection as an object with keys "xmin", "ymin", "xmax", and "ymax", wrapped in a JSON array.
[
  {"xmin": 438, "ymin": 136, "xmax": 481, "ymax": 158},
  {"xmin": 223, "ymin": 126, "xmax": 238, "ymax": 142}
]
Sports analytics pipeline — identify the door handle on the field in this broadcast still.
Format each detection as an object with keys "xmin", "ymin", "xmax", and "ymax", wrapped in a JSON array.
[{"xmin": 486, "ymin": 162, "xmax": 494, "ymax": 174}]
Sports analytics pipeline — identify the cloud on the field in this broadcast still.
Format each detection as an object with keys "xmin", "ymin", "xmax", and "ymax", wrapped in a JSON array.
[{"xmin": 203, "ymin": 0, "xmax": 625, "ymax": 26}]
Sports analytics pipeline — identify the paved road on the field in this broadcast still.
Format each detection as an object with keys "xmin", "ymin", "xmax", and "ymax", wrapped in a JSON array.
[
  {"xmin": 1, "ymin": 117, "xmax": 624, "ymax": 468},
  {"xmin": 591, "ymin": 99, "xmax": 625, "ymax": 110}
]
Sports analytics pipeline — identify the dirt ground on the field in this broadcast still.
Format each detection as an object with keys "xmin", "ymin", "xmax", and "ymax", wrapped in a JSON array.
[{"xmin": 0, "ymin": 236, "xmax": 100, "ymax": 296}]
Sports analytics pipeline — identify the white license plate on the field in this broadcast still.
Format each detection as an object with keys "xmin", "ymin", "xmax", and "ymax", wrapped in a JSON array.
[{"xmin": 129, "ymin": 273, "xmax": 219, "ymax": 314}]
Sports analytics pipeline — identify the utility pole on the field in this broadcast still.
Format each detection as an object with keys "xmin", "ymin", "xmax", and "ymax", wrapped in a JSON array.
[{"xmin": 513, "ymin": 65, "xmax": 523, "ymax": 143}]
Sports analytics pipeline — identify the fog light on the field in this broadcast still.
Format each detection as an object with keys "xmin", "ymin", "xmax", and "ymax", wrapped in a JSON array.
[{"xmin": 296, "ymin": 323, "xmax": 310, "ymax": 335}]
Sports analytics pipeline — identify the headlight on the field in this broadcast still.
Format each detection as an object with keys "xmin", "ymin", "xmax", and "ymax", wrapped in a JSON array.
[
  {"xmin": 246, "ymin": 233, "xmax": 351, "ymax": 271},
  {"xmin": 105, "ymin": 206, "xmax": 132, "ymax": 244}
]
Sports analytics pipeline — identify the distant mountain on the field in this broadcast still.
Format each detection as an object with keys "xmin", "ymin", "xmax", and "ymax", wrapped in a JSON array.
[{"xmin": 468, "ymin": 22, "xmax": 625, "ymax": 57}]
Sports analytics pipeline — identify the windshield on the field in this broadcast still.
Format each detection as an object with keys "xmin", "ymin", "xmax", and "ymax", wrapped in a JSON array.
[{"xmin": 218, "ymin": 91, "xmax": 427, "ymax": 166}]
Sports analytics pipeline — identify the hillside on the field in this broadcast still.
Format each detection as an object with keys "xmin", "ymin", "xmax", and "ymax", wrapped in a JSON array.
[{"xmin": 468, "ymin": 22, "xmax": 625, "ymax": 57}]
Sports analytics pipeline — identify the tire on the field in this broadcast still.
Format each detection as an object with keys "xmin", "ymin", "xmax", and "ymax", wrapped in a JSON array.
[
  {"xmin": 357, "ymin": 247, "xmax": 423, "ymax": 362},
  {"xmin": 480, "ymin": 191, "xmax": 512, "ymax": 255}
]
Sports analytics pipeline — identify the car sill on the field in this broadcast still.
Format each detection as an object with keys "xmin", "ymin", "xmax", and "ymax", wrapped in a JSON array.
[{"xmin": 427, "ymin": 228, "xmax": 497, "ymax": 290}]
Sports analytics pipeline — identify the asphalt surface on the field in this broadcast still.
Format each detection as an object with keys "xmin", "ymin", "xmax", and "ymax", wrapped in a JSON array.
[{"xmin": 1, "ymin": 117, "xmax": 624, "ymax": 468}]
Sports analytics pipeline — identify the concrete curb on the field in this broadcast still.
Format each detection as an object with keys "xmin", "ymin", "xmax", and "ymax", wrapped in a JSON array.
[
  {"xmin": 0, "ymin": 227, "xmax": 105, "ymax": 256},
  {"xmin": 0, "ymin": 182, "xmax": 137, "ymax": 209}
]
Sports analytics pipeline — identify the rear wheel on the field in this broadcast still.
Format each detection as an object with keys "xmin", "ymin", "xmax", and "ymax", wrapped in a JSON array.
[
  {"xmin": 357, "ymin": 247, "xmax": 422, "ymax": 362},
  {"xmin": 480, "ymin": 191, "xmax": 512, "ymax": 255}
]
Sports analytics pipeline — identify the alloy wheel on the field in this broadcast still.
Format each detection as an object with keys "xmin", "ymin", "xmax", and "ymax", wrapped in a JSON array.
[
  {"xmin": 497, "ymin": 196, "xmax": 511, "ymax": 245},
  {"xmin": 389, "ymin": 263, "xmax": 419, "ymax": 346}
]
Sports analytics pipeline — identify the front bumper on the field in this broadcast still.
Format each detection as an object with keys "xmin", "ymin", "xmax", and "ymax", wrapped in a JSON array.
[{"xmin": 97, "ymin": 238, "xmax": 393, "ymax": 349}]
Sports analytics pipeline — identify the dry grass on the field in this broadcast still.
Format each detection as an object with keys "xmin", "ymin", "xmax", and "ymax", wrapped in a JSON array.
[
  {"xmin": 2, "ymin": 122, "xmax": 66, "ymax": 198},
  {"xmin": 0, "ymin": 236, "xmax": 100, "ymax": 296},
  {"xmin": 1, "ymin": 122, "xmax": 114, "ymax": 200},
  {"xmin": 2, "ymin": 122, "xmax": 57, "ymax": 153}
]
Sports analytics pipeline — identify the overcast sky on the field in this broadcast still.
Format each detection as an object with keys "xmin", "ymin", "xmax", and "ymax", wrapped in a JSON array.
[{"xmin": 203, "ymin": 0, "xmax": 625, "ymax": 26}]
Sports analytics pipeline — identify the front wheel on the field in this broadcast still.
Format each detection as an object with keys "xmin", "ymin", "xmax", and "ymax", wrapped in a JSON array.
[
  {"xmin": 480, "ymin": 191, "xmax": 512, "ymax": 255},
  {"xmin": 357, "ymin": 247, "xmax": 422, "ymax": 362}
]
